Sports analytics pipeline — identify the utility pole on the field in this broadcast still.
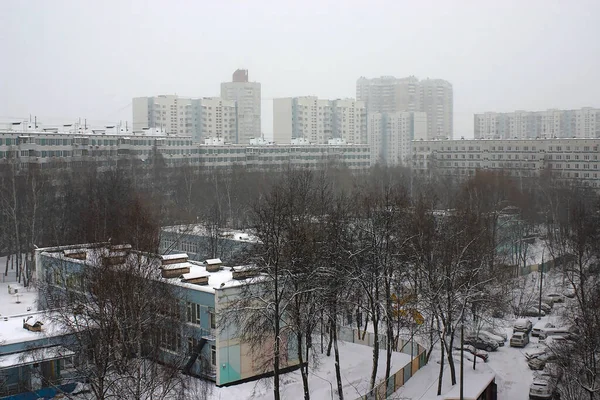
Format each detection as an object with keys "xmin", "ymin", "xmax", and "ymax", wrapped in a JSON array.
[{"xmin": 538, "ymin": 249, "xmax": 545, "ymax": 320}]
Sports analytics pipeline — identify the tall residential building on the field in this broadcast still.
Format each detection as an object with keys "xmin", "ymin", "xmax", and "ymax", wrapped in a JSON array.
[
  {"xmin": 220, "ymin": 69, "xmax": 261, "ymax": 144},
  {"xmin": 132, "ymin": 95, "xmax": 194, "ymax": 136},
  {"xmin": 133, "ymin": 95, "xmax": 238, "ymax": 142},
  {"xmin": 194, "ymin": 97, "xmax": 237, "ymax": 143},
  {"xmin": 474, "ymin": 107, "xmax": 600, "ymax": 139},
  {"xmin": 272, "ymin": 97, "xmax": 366, "ymax": 144},
  {"xmin": 368, "ymin": 111, "xmax": 426, "ymax": 166},
  {"xmin": 356, "ymin": 76, "xmax": 453, "ymax": 139}
]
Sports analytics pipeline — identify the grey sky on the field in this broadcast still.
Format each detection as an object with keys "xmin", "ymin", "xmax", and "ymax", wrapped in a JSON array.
[{"xmin": 1, "ymin": 0, "xmax": 599, "ymax": 138}]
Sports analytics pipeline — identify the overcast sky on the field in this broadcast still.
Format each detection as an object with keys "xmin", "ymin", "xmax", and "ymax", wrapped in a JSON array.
[{"xmin": 1, "ymin": 0, "xmax": 599, "ymax": 138}]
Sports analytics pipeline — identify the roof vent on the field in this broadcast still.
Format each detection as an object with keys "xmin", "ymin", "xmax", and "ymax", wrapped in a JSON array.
[
  {"xmin": 205, "ymin": 258, "xmax": 223, "ymax": 272},
  {"xmin": 64, "ymin": 249, "xmax": 87, "ymax": 260},
  {"xmin": 232, "ymin": 267, "xmax": 259, "ymax": 280},
  {"xmin": 23, "ymin": 316, "xmax": 43, "ymax": 332}
]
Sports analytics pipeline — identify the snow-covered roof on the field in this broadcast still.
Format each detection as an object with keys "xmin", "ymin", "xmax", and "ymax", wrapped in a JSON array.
[
  {"xmin": 0, "ymin": 345, "xmax": 74, "ymax": 370},
  {"xmin": 0, "ymin": 312, "xmax": 64, "ymax": 345},
  {"xmin": 161, "ymin": 262, "xmax": 192, "ymax": 271},
  {"xmin": 161, "ymin": 224, "xmax": 260, "ymax": 243},
  {"xmin": 161, "ymin": 253, "xmax": 189, "ymax": 261},
  {"xmin": 37, "ymin": 244, "xmax": 259, "ymax": 295},
  {"xmin": 205, "ymin": 258, "xmax": 222, "ymax": 265}
]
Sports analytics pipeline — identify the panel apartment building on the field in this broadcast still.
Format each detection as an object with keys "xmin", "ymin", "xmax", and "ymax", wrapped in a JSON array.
[
  {"xmin": 411, "ymin": 138, "xmax": 600, "ymax": 189},
  {"xmin": 368, "ymin": 111, "xmax": 427, "ymax": 166},
  {"xmin": 474, "ymin": 107, "xmax": 600, "ymax": 139},
  {"xmin": 272, "ymin": 97, "xmax": 367, "ymax": 144},
  {"xmin": 0, "ymin": 122, "xmax": 371, "ymax": 171},
  {"xmin": 133, "ymin": 95, "xmax": 236, "ymax": 143},
  {"xmin": 220, "ymin": 69, "xmax": 261, "ymax": 144},
  {"xmin": 357, "ymin": 76, "xmax": 453, "ymax": 140}
]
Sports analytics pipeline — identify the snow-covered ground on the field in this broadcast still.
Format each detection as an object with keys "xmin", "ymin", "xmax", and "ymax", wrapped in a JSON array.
[
  {"xmin": 191, "ymin": 341, "xmax": 412, "ymax": 400},
  {"xmin": 0, "ymin": 255, "xmax": 38, "ymax": 317}
]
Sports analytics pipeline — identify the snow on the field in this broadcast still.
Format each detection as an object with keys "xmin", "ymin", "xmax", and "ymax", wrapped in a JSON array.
[
  {"xmin": 205, "ymin": 258, "xmax": 222, "ymax": 265},
  {"xmin": 161, "ymin": 224, "xmax": 260, "ymax": 243},
  {"xmin": 161, "ymin": 253, "xmax": 189, "ymax": 261},
  {"xmin": 0, "ymin": 311, "xmax": 65, "ymax": 345},
  {"xmin": 0, "ymin": 256, "xmax": 38, "ymax": 317},
  {"xmin": 196, "ymin": 340, "xmax": 412, "ymax": 400},
  {"xmin": 0, "ymin": 345, "xmax": 74, "ymax": 368}
]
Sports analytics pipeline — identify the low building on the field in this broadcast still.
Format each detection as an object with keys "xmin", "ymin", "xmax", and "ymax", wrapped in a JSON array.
[
  {"xmin": 0, "ymin": 283, "xmax": 78, "ymax": 400},
  {"xmin": 160, "ymin": 225, "xmax": 258, "ymax": 262},
  {"xmin": 35, "ymin": 243, "xmax": 299, "ymax": 386}
]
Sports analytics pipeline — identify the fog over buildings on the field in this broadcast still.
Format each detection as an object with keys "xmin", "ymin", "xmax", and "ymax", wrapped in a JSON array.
[{"xmin": 1, "ymin": 1, "xmax": 599, "ymax": 139}]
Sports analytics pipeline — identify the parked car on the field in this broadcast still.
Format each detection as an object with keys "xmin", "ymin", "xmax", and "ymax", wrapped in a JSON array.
[
  {"xmin": 532, "ymin": 322, "xmax": 555, "ymax": 337},
  {"xmin": 564, "ymin": 287, "xmax": 576, "ymax": 298},
  {"xmin": 539, "ymin": 327, "xmax": 572, "ymax": 341},
  {"xmin": 514, "ymin": 318, "xmax": 533, "ymax": 333},
  {"xmin": 478, "ymin": 330, "xmax": 505, "ymax": 347},
  {"xmin": 453, "ymin": 344, "xmax": 489, "ymax": 362},
  {"xmin": 464, "ymin": 336, "xmax": 499, "ymax": 352},
  {"xmin": 538, "ymin": 302, "xmax": 552, "ymax": 314},
  {"xmin": 529, "ymin": 377, "xmax": 558, "ymax": 399},
  {"xmin": 544, "ymin": 293, "xmax": 564, "ymax": 304},
  {"xmin": 522, "ymin": 307, "xmax": 546, "ymax": 317},
  {"xmin": 510, "ymin": 331, "xmax": 530, "ymax": 347},
  {"xmin": 481, "ymin": 326, "xmax": 508, "ymax": 341},
  {"xmin": 528, "ymin": 353, "xmax": 557, "ymax": 370},
  {"xmin": 525, "ymin": 348, "xmax": 547, "ymax": 361}
]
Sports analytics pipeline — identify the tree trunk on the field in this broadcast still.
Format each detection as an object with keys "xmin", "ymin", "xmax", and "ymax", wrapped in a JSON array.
[
  {"xmin": 332, "ymin": 318, "xmax": 344, "ymax": 400},
  {"xmin": 369, "ymin": 300, "xmax": 380, "ymax": 391},
  {"xmin": 437, "ymin": 337, "xmax": 445, "ymax": 395},
  {"xmin": 297, "ymin": 331, "xmax": 310, "ymax": 400}
]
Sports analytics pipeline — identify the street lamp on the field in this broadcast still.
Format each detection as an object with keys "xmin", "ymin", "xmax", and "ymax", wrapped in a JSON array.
[{"xmin": 538, "ymin": 248, "xmax": 545, "ymax": 320}]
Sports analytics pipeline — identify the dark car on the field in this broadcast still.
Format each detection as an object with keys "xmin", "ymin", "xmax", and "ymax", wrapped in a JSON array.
[
  {"xmin": 464, "ymin": 336, "xmax": 499, "ymax": 352},
  {"xmin": 454, "ymin": 344, "xmax": 489, "ymax": 362}
]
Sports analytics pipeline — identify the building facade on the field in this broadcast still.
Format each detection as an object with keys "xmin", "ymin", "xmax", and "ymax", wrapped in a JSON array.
[
  {"xmin": 194, "ymin": 97, "xmax": 237, "ymax": 143},
  {"xmin": 356, "ymin": 76, "xmax": 453, "ymax": 139},
  {"xmin": 220, "ymin": 69, "xmax": 261, "ymax": 144},
  {"xmin": 132, "ymin": 95, "xmax": 195, "ymax": 136},
  {"xmin": 474, "ymin": 108, "xmax": 600, "ymax": 139},
  {"xmin": 411, "ymin": 138, "xmax": 600, "ymax": 189},
  {"xmin": 368, "ymin": 112, "xmax": 427, "ymax": 166},
  {"xmin": 0, "ymin": 124, "xmax": 371, "ymax": 172},
  {"xmin": 272, "ymin": 97, "xmax": 366, "ymax": 144},
  {"xmin": 133, "ymin": 95, "xmax": 238, "ymax": 143}
]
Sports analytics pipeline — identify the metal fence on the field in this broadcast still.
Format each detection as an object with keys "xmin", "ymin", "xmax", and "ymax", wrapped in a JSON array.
[{"xmin": 337, "ymin": 326, "xmax": 428, "ymax": 400}]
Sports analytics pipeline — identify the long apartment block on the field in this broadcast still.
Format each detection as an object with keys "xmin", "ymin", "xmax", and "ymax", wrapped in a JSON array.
[
  {"xmin": 412, "ymin": 138, "xmax": 600, "ymax": 189},
  {"xmin": 0, "ymin": 125, "xmax": 370, "ymax": 171},
  {"xmin": 474, "ymin": 108, "xmax": 600, "ymax": 139}
]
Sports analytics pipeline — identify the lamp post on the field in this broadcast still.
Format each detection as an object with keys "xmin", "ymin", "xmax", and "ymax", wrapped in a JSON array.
[{"xmin": 538, "ymin": 249, "xmax": 545, "ymax": 320}]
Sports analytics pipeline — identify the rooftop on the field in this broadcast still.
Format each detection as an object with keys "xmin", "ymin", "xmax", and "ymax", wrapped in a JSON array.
[
  {"xmin": 161, "ymin": 225, "xmax": 260, "ymax": 243},
  {"xmin": 38, "ymin": 244, "xmax": 257, "ymax": 295}
]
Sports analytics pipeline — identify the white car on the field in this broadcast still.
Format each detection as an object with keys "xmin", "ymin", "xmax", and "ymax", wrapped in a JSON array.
[
  {"xmin": 532, "ymin": 322, "xmax": 555, "ymax": 337},
  {"xmin": 480, "ymin": 326, "xmax": 508, "ymax": 341},
  {"xmin": 529, "ymin": 377, "xmax": 557, "ymax": 399}
]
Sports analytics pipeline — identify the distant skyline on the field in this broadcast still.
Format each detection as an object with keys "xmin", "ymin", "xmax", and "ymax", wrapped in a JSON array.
[{"xmin": 1, "ymin": 0, "xmax": 599, "ymax": 139}]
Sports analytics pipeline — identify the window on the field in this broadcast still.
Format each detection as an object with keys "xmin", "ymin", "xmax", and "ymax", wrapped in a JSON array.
[
  {"xmin": 211, "ymin": 345, "xmax": 216, "ymax": 365},
  {"xmin": 210, "ymin": 308, "xmax": 216, "ymax": 329},
  {"xmin": 158, "ymin": 329, "xmax": 180, "ymax": 352},
  {"xmin": 187, "ymin": 302, "xmax": 201, "ymax": 325}
]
